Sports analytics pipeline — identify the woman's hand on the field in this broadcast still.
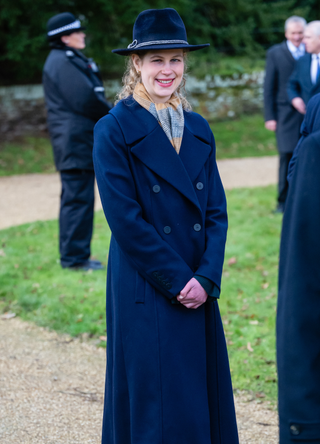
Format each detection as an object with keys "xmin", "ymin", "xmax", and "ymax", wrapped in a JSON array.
[{"xmin": 178, "ymin": 277, "xmax": 208, "ymax": 309}]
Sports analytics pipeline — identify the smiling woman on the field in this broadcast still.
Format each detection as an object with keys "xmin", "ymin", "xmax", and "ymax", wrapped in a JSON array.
[
  {"xmin": 116, "ymin": 49, "xmax": 191, "ymax": 111},
  {"xmin": 93, "ymin": 8, "xmax": 239, "ymax": 444},
  {"xmin": 132, "ymin": 50, "xmax": 184, "ymax": 103}
]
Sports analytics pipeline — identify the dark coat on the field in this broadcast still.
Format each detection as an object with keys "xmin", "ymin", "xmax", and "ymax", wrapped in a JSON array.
[
  {"xmin": 93, "ymin": 97, "xmax": 239, "ymax": 444},
  {"xmin": 264, "ymin": 41, "xmax": 303, "ymax": 153},
  {"xmin": 43, "ymin": 47, "xmax": 111, "ymax": 171},
  {"xmin": 277, "ymin": 100, "xmax": 320, "ymax": 442},
  {"xmin": 287, "ymin": 52, "xmax": 320, "ymax": 108}
]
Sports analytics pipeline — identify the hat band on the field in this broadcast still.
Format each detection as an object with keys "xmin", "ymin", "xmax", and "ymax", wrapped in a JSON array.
[
  {"xmin": 127, "ymin": 39, "xmax": 189, "ymax": 49},
  {"xmin": 48, "ymin": 20, "xmax": 81, "ymax": 36}
]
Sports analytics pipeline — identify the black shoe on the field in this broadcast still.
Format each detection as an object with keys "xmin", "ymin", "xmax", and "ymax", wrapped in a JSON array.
[
  {"xmin": 273, "ymin": 204, "xmax": 284, "ymax": 214},
  {"xmin": 66, "ymin": 260, "xmax": 105, "ymax": 271}
]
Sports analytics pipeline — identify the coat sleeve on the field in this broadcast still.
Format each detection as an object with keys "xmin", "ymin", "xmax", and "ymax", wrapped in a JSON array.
[
  {"xmin": 93, "ymin": 114, "xmax": 194, "ymax": 300},
  {"xmin": 264, "ymin": 49, "xmax": 278, "ymax": 121},
  {"xmin": 287, "ymin": 63, "xmax": 302, "ymax": 103},
  {"xmin": 194, "ymin": 131, "xmax": 228, "ymax": 291},
  {"xmin": 49, "ymin": 56, "xmax": 111, "ymax": 122}
]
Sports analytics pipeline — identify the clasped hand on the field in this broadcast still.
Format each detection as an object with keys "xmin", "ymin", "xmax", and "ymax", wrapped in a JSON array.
[{"xmin": 177, "ymin": 277, "xmax": 208, "ymax": 309}]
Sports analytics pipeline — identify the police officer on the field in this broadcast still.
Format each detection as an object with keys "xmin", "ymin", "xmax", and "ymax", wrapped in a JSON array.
[{"xmin": 43, "ymin": 12, "xmax": 112, "ymax": 270}]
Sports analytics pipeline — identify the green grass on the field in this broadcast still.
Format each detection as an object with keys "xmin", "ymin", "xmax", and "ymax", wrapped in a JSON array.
[
  {"xmin": 0, "ymin": 211, "xmax": 110, "ymax": 337},
  {"xmin": 0, "ymin": 185, "xmax": 281, "ymax": 401},
  {"xmin": 0, "ymin": 115, "xmax": 277, "ymax": 177},
  {"xmin": 223, "ymin": 185, "xmax": 281, "ymax": 401},
  {"xmin": 212, "ymin": 114, "xmax": 278, "ymax": 159},
  {"xmin": 0, "ymin": 136, "xmax": 55, "ymax": 176}
]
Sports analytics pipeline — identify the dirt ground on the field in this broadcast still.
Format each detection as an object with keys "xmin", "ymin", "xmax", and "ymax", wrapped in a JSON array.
[{"xmin": 0, "ymin": 156, "xmax": 279, "ymax": 443}]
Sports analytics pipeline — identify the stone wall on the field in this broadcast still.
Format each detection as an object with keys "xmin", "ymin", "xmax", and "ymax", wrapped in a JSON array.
[
  {"xmin": 0, "ymin": 85, "xmax": 47, "ymax": 142},
  {"xmin": 0, "ymin": 72, "xmax": 264, "ymax": 142},
  {"xmin": 186, "ymin": 72, "xmax": 264, "ymax": 121}
]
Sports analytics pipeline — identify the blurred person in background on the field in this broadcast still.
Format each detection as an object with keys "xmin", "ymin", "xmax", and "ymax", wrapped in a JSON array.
[
  {"xmin": 43, "ymin": 12, "xmax": 112, "ymax": 270},
  {"xmin": 288, "ymin": 21, "xmax": 320, "ymax": 114},
  {"xmin": 277, "ymin": 93, "xmax": 320, "ymax": 443},
  {"xmin": 264, "ymin": 16, "xmax": 306, "ymax": 213}
]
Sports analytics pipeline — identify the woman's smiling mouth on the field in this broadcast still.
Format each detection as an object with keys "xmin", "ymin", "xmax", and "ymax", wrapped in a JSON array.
[{"xmin": 156, "ymin": 79, "xmax": 175, "ymax": 86}]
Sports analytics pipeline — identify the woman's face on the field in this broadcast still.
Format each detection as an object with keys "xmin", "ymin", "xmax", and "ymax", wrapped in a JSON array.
[
  {"xmin": 132, "ymin": 49, "xmax": 184, "ymax": 103},
  {"xmin": 61, "ymin": 31, "xmax": 86, "ymax": 50}
]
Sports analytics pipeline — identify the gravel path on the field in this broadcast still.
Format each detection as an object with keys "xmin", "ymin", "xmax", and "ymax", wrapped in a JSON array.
[
  {"xmin": 0, "ymin": 317, "xmax": 278, "ymax": 444},
  {"xmin": 0, "ymin": 156, "xmax": 278, "ymax": 230},
  {"xmin": 0, "ymin": 155, "xmax": 279, "ymax": 443}
]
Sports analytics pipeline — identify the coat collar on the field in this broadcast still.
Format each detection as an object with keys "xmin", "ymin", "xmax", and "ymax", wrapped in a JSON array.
[
  {"xmin": 280, "ymin": 40, "xmax": 295, "ymax": 63},
  {"xmin": 110, "ymin": 97, "xmax": 212, "ymax": 210}
]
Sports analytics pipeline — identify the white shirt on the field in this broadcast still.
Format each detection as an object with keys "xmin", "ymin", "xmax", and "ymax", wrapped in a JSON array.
[
  {"xmin": 286, "ymin": 40, "xmax": 305, "ymax": 60},
  {"xmin": 311, "ymin": 53, "xmax": 320, "ymax": 84}
]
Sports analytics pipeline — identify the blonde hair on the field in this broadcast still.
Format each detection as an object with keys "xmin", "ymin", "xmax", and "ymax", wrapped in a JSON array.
[{"xmin": 115, "ymin": 51, "xmax": 192, "ymax": 111}]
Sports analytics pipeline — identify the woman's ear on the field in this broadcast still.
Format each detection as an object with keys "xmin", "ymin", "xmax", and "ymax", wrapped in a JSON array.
[{"xmin": 131, "ymin": 54, "xmax": 141, "ymax": 74}]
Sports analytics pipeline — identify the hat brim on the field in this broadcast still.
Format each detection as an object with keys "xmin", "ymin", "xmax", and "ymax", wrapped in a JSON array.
[{"xmin": 112, "ymin": 43, "xmax": 210, "ymax": 55}]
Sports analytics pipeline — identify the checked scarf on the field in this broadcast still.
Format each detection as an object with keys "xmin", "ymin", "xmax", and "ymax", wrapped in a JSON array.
[{"xmin": 133, "ymin": 82, "xmax": 184, "ymax": 154}]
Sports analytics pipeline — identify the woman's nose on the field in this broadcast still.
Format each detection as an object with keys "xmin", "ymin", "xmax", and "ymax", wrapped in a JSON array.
[{"xmin": 161, "ymin": 64, "xmax": 173, "ymax": 75}]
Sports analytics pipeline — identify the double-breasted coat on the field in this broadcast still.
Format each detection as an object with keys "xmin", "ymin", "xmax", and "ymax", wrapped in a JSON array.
[
  {"xmin": 277, "ymin": 99, "xmax": 320, "ymax": 443},
  {"xmin": 93, "ymin": 97, "xmax": 239, "ymax": 444}
]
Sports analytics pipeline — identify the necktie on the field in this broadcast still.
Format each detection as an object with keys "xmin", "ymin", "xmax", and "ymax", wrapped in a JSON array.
[{"xmin": 316, "ymin": 56, "xmax": 320, "ymax": 83}]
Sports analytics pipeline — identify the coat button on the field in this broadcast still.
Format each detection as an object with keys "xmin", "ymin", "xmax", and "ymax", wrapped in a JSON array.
[
  {"xmin": 196, "ymin": 182, "xmax": 204, "ymax": 190},
  {"xmin": 290, "ymin": 424, "xmax": 300, "ymax": 436},
  {"xmin": 193, "ymin": 224, "xmax": 201, "ymax": 232},
  {"xmin": 163, "ymin": 226, "xmax": 171, "ymax": 234},
  {"xmin": 152, "ymin": 185, "xmax": 161, "ymax": 193},
  {"xmin": 166, "ymin": 283, "xmax": 172, "ymax": 290}
]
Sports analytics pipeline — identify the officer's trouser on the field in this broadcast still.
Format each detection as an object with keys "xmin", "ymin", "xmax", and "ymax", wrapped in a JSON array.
[{"xmin": 59, "ymin": 169, "xmax": 95, "ymax": 268}]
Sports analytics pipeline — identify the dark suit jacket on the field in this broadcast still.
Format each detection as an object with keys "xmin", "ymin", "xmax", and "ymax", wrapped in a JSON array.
[
  {"xmin": 264, "ymin": 41, "xmax": 303, "ymax": 153},
  {"xmin": 277, "ymin": 128, "xmax": 320, "ymax": 443},
  {"xmin": 93, "ymin": 97, "xmax": 239, "ymax": 444},
  {"xmin": 287, "ymin": 52, "xmax": 320, "ymax": 106}
]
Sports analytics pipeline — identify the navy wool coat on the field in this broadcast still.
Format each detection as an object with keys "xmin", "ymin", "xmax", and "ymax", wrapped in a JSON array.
[
  {"xmin": 93, "ymin": 97, "xmax": 239, "ymax": 444},
  {"xmin": 277, "ymin": 119, "xmax": 320, "ymax": 442}
]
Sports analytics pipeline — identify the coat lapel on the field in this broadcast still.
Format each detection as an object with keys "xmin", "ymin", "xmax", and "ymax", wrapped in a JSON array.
[
  {"xmin": 120, "ymin": 100, "xmax": 211, "ymax": 210},
  {"xmin": 281, "ymin": 41, "xmax": 295, "ymax": 64},
  {"xmin": 131, "ymin": 124, "xmax": 202, "ymax": 209},
  {"xmin": 179, "ymin": 126, "xmax": 211, "ymax": 183}
]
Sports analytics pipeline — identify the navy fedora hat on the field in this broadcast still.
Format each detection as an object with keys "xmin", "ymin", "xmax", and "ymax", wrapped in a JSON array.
[
  {"xmin": 46, "ymin": 12, "xmax": 86, "ymax": 40},
  {"xmin": 112, "ymin": 8, "xmax": 209, "ymax": 55}
]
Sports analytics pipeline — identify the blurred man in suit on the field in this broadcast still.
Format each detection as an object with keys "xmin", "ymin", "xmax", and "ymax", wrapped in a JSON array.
[
  {"xmin": 264, "ymin": 16, "xmax": 306, "ymax": 213},
  {"xmin": 288, "ymin": 21, "xmax": 320, "ymax": 114}
]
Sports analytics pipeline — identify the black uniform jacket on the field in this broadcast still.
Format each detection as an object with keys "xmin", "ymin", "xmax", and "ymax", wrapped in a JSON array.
[
  {"xmin": 264, "ymin": 41, "xmax": 303, "ymax": 153},
  {"xmin": 43, "ymin": 46, "xmax": 112, "ymax": 171}
]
